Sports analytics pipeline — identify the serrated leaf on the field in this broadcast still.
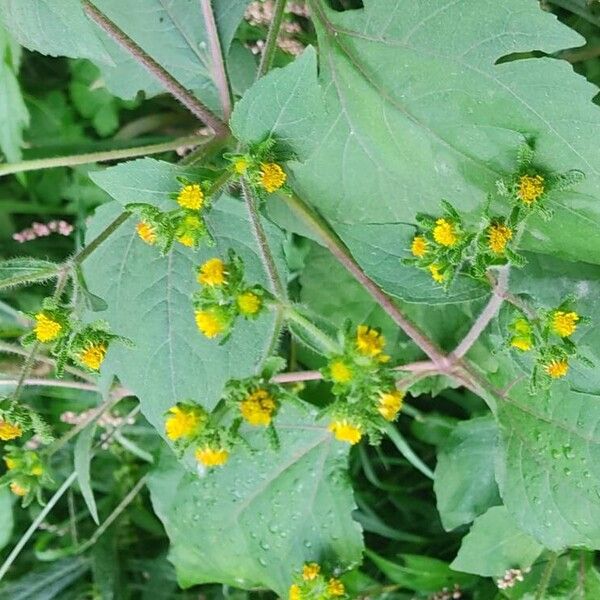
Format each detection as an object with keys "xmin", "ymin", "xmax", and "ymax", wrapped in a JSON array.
[
  {"xmin": 0, "ymin": 257, "xmax": 61, "ymax": 290},
  {"xmin": 147, "ymin": 404, "xmax": 363, "ymax": 597},
  {"xmin": 434, "ymin": 415, "xmax": 501, "ymax": 531},
  {"xmin": 82, "ymin": 159, "xmax": 287, "ymax": 432},
  {"xmin": 451, "ymin": 506, "xmax": 543, "ymax": 577},
  {"xmin": 74, "ymin": 422, "xmax": 99, "ymax": 525}
]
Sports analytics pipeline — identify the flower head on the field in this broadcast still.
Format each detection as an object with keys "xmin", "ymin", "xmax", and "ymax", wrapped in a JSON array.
[
  {"xmin": 428, "ymin": 263, "xmax": 446, "ymax": 283},
  {"xmin": 10, "ymin": 481, "xmax": 28, "ymax": 497},
  {"xmin": 0, "ymin": 421, "xmax": 22, "ymax": 441},
  {"xmin": 78, "ymin": 343, "xmax": 107, "ymax": 371},
  {"xmin": 433, "ymin": 218, "xmax": 458, "ymax": 247},
  {"xmin": 259, "ymin": 162, "xmax": 286, "ymax": 193},
  {"xmin": 195, "ymin": 308, "xmax": 227, "ymax": 339},
  {"xmin": 544, "ymin": 358, "xmax": 569, "ymax": 379},
  {"xmin": 165, "ymin": 405, "xmax": 205, "ymax": 441},
  {"xmin": 237, "ymin": 291, "xmax": 262, "ymax": 316},
  {"xmin": 327, "ymin": 578, "xmax": 345, "ymax": 597},
  {"xmin": 176, "ymin": 214, "xmax": 204, "ymax": 247},
  {"xmin": 551, "ymin": 311, "xmax": 579, "ymax": 338},
  {"xmin": 411, "ymin": 235, "xmax": 428, "ymax": 258},
  {"xmin": 511, "ymin": 336, "xmax": 533, "ymax": 352},
  {"xmin": 195, "ymin": 445, "xmax": 229, "ymax": 467},
  {"xmin": 177, "ymin": 184, "xmax": 204, "ymax": 210},
  {"xmin": 329, "ymin": 359, "xmax": 353, "ymax": 384},
  {"xmin": 488, "ymin": 223, "xmax": 513, "ymax": 254},
  {"xmin": 328, "ymin": 419, "xmax": 362, "ymax": 445},
  {"xmin": 4, "ymin": 456, "xmax": 18, "ymax": 470},
  {"xmin": 517, "ymin": 174, "xmax": 544, "ymax": 204},
  {"xmin": 377, "ymin": 389, "xmax": 404, "ymax": 421},
  {"xmin": 234, "ymin": 158, "xmax": 249, "ymax": 174},
  {"xmin": 136, "ymin": 221, "xmax": 157, "ymax": 245},
  {"xmin": 289, "ymin": 584, "xmax": 302, "ymax": 600},
  {"xmin": 198, "ymin": 258, "xmax": 227, "ymax": 287},
  {"xmin": 356, "ymin": 325, "xmax": 386, "ymax": 358},
  {"xmin": 240, "ymin": 389, "xmax": 276, "ymax": 426},
  {"xmin": 34, "ymin": 312, "xmax": 62, "ymax": 343},
  {"xmin": 302, "ymin": 563, "xmax": 321, "ymax": 581}
]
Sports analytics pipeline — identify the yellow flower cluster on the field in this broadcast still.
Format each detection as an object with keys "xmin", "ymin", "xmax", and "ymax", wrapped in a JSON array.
[
  {"xmin": 195, "ymin": 308, "xmax": 227, "ymax": 339},
  {"xmin": 517, "ymin": 174, "xmax": 545, "ymax": 204},
  {"xmin": 487, "ymin": 223, "xmax": 513, "ymax": 254},
  {"xmin": 165, "ymin": 405, "xmax": 205, "ymax": 441},
  {"xmin": 259, "ymin": 162, "xmax": 287, "ymax": 193},
  {"xmin": 198, "ymin": 258, "xmax": 227, "ymax": 287},
  {"xmin": 551, "ymin": 311, "xmax": 579, "ymax": 338},
  {"xmin": 432, "ymin": 218, "xmax": 458, "ymax": 247},
  {"xmin": 356, "ymin": 325, "xmax": 388, "ymax": 362},
  {"xmin": 329, "ymin": 359, "xmax": 353, "ymax": 384},
  {"xmin": 377, "ymin": 390, "xmax": 404, "ymax": 421},
  {"xmin": 510, "ymin": 318, "xmax": 534, "ymax": 352},
  {"xmin": 0, "ymin": 420, "xmax": 22, "ymax": 441},
  {"xmin": 328, "ymin": 420, "xmax": 362, "ymax": 445},
  {"xmin": 240, "ymin": 389, "xmax": 277, "ymax": 426},
  {"xmin": 544, "ymin": 358, "xmax": 569, "ymax": 379},
  {"xmin": 289, "ymin": 563, "xmax": 346, "ymax": 599},
  {"xmin": 136, "ymin": 221, "xmax": 157, "ymax": 245},
  {"xmin": 195, "ymin": 445, "xmax": 229, "ymax": 467},
  {"xmin": 237, "ymin": 291, "xmax": 262, "ymax": 316},
  {"xmin": 34, "ymin": 312, "xmax": 62, "ymax": 343},
  {"xmin": 78, "ymin": 343, "xmax": 107, "ymax": 371},
  {"xmin": 177, "ymin": 183, "xmax": 205, "ymax": 211}
]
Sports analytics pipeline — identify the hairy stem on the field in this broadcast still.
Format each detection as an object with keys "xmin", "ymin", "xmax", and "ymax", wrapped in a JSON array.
[
  {"xmin": 257, "ymin": 0, "xmax": 287, "ymax": 78},
  {"xmin": 82, "ymin": 1, "xmax": 229, "ymax": 137},
  {"xmin": 535, "ymin": 553, "xmax": 559, "ymax": 600},
  {"xmin": 273, "ymin": 370, "xmax": 323, "ymax": 383},
  {"xmin": 199, "ymin": 0, "xmax": 232, "ymax": 118},
  {"xmin": 241, "ymin": 180, "xmax": 286, "ymax": 298},
  {"xmin": 283, "ymin": 306, "xmax": 340, "ymax": 354},
  {"xmin": 0, "ymin": 134, "xmax": 212, "ymax": 177},
  {"xmin": 451, "ymin": 265, "xmax": 510, "ymax": 360},
  {"xmin": 0, "ymin": 378, "xmax": 98, "ymax": 392},
  {"xmin": 282, "ymin": 192, "xmax": 448, "ymax": 367},
  {"xmin": 72, "ymin": 212, "xmax": 131, "ymax": 266}
]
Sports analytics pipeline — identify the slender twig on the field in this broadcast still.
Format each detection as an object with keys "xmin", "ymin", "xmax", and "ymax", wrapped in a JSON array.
[
  {"xmin": 0, "ymin": 134, "xmax": 212, "ymax": 177},
  {"xmin": 241, "ymin": 180, "xmax": 286, "ymax": 299},
  {"xmin": 76, "ymin": 474, "xmax": 148, "ymax": 553},
  {"xmin": 282, "ymin": 192, "xmax": 449, "ymax": 367},
  {"xmin": 0, "ymin": 341, "xmax": 95, "ymax": 382},
  {"xmin": 451, "ymin": 265, "xmax": 509, "ymax": 360},
  {"xmin": 71, "ymin": 212, "xmax": 131, "ymax": 266},
  {"xmin": 257, "ymin": 0, "xmax": 287, "ymax": 78},
  {"xmin": 0, "ymin": 471, "xmax": 78, "ymax": 581},
  {"xmin": 273, "ymin": 370, "xmax": 323, "ymax": 383},
  {"xmin": 0, "ymin": 378, "xmax": 98, "ymax": 392},
  {"xmin": 199, "ymin": 0, "xmax": 232, "ymax": 118},
  {"xmin": 535, "ymin": 552, "xmax": 559, "ymax": 600},
  {"xmin": 82, "ymin": 1, "xmax": 229, "ymax": 137}
]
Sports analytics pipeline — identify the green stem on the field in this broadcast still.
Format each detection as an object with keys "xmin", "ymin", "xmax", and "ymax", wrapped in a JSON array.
[
  {"xmin": 72, "ymin": 212, "xmax": 131, "ymax": 266},
  {"xmin": 0, "ymin": 134, "xmax": 212, "ymax": 177},
  {"xmin": 241, "ymin": 180, "xmax": 286, "ymax": 299},
  {"xmin": 284, "ymin": 305, "xmax": 340, "ymax": 355},
  {"xmin": 257, "ymin": 0, "xmax": 287, "ymax": 78},
  {"xmin": 82, "ymin": 1, "xmax": 229, "ymax": 137},
  {"xmin": 535, "ymin": 553, "xmax": 559, "ymax": 600}
]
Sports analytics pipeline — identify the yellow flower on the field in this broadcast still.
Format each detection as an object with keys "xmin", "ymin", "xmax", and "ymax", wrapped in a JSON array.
[
  {"xmin": 79, "ymin": 343, "xmax": 107, "ymax": 371},
  {"xmin": 289, "ymin": 583, "xmax": 302, "ymax": 600},
  {"xmin": 195, "ymin": 446, "xmax": 229, "ymax": 467},
  {"xmin": 240, "ymin": 389, "xmax": 276, "ymax": 426},
  {"xmin": 237, "ymin": 291, "xmax": 262, "ymax": 316},
  {"xmin": 0, "ymin": 421, "xmax": 22, "ymax": 441},
  {"xmin": 487, "ymin": 223, "xmax": 513, "ymax": 254},
  {"xmin": 411, "ymin": 235, "xmax": 428, "ymax": 258},
  {"xmin": 551, "ymin": 311, "xmax": 579, "ymax": 338},
  {"xmin": 177, "ymin": 234, "xmax": 194, "ymax": 247},
  {"xmin": 198, "ymin": 258, "xmax": 227, "ymax": 287},
  {"xmin": 513, "ymin": 318, "xmax": 532, "ymax": 335},
  {"xmin": 544, "ymin": 359, "xmax": 569, "ymax": 379},
  {"xmin": 177, "ymin": 184, "xmax": 204, "ymax": 210},
  {"xmin": 165, "ymin": 405, "xmax": 204, "ymax": 441},
  {"xmin": 4, "ymin": 456, "xmax": 18, "ymax": 470},
  {"xmin": 302, "ymin": 563, "xmax": 321, "ymax": 581},
  {"xmin": 511, "ymin": 336, "xmax": 533, "ymax": 352},
  {"xmin": 428, "ymin": 264, "xmax": 446, "ymax": 283},
  {"xmin": 234, "ymin": 158, "xmax": 249, "ymax": 174},
  {"xmin": 356, "ymin": 325, "xmax": 386, "ymax": 358},
  {"xmin": 34, "ymin": 312, "xmax": 62, "ymax": 343},
  {"xmin": 378, "ymin": 389, "xmax": 404, "ymax": 421},
  {"xmin": 259, "ymin": 162, "xmax": 286, "ymax": 193},
  {"xmin": 31, "ymin": 464, "xmax": 43, "ymax": 477},
  {"xmin": 432, "ymin": 218, "xmax": 458, "ymax": 247},
  {"xmin": 176, "ymin": 215, "xmax": 203, "ymax": 247},
  {"xmin": 517, "ymin": 174, "xmax": 544, "ymax": 204},
  {"xmin": 136, "ymin": 221, "xmax": 157, "ymax": 245},
  {"xmin": 328, "ymin": 420, "xmax": 362, "ymax": 445},
  {"xmin": 329, "ymin": 359, "xmax": 353, "ymax": 384},
  {"xmin": 10, "ymin": 482, "xmax": 28, "ymax": 497},
  {"xmin": 195, "ymin": 309, "xmax": 227, "ymax": 338},
  {"xmin": 327, "ymin": 578, "xmax": 345, "ymax": 597}
]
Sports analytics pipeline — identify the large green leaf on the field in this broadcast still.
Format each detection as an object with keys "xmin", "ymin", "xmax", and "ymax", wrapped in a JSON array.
[
  {"xmin": 0, "ymin": 487, "xmax": 13, "ymax": 552},
  {"xmin": 451, "ymin": 506, "xmax": 543, "ymax": 577},
  {"xmin": 434, "ymin": 416, "xmax": 501, "ymax": 531},
  {"xmin": 0, "ymin": 24, "xmax": 28, "ymax": 162},
  {"xmin": 0, "ymin": 0, "xmax": 250, "ymax": 106},
  {"xmin": 148, "ymin": 404, "xmax": 363, "ymax": 597},
  {"xmin": 83, "ymin": 159, "xmax": 287, "ymax": 432}
]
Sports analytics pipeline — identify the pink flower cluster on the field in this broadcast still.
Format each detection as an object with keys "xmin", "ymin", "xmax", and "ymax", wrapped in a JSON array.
[{"xmin": 12, "ymin": 220, "xmax": 73, "ymax": 243}]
